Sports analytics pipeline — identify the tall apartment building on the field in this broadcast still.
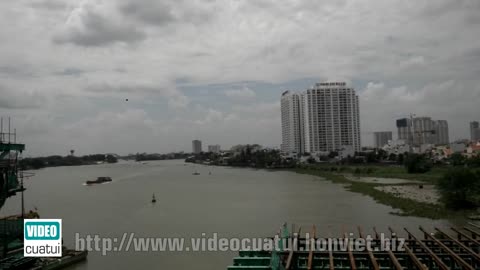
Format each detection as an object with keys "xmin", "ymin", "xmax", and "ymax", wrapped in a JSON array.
[
  {"xmin": 471, "ymin": 121, "xmax": 480, "ymax": 142},
  {"xmin": 434, "ymin": 120, "xmax": 449, "ymax": 145},
  {"xmin": 280, "ymin": 91, "xmax": 304, "ymax": 154},
  {"xmin": 373, "ymin": 131, "xmax": 393, "ymax": 148},
  {"xmin": 303, "ymin": 82, "xmax": 361, "ymax": 153},
  {"xmin": 396, "ymin": 117, "xmax": 449, "ymax": 146},
  {"xmin": 281, "ymin": 82, "xmax": 361, "ymax": 154},
  {"xmin": 192, "ymin": 140, "xmax": 202, "ymax": 154}
]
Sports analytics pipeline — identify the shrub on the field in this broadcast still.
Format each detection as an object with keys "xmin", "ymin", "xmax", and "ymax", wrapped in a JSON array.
[
  {"xmin": 450, "ymin": 153, "xmax": 466, "ymax": 166},
  {"xmin": 467, "ymin": 155, "xmax": 480, "ymax": 168},
  {"xmin": 437, "ymin": 168, "xmax": 480, "ymax": 209},
  {"xmin": 404, "ymin": 153, "xmax": 432, "ymax": 174}
]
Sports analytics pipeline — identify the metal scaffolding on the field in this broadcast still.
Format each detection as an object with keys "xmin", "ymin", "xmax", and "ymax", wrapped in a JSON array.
[{"xmin": 228, "ymin": 224, "xmax": 480, "ymax": 270}]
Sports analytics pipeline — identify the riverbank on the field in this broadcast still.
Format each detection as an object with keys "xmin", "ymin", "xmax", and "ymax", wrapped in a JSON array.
[
  {"xmin": 375, "ymin": 185, "xmax": 440, "ymax": 204},
  {"xmin": 292, "ymin": 167, "xmax": 470, "ymax": 220},
  {"xmin": 20, "ymin": 154, "xmax": 118, "ymax": 170}
]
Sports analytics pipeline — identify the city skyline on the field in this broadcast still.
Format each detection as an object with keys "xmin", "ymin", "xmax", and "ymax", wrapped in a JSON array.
[
  {"xmin": 396, "ymin": 116, "xmax": 450, "ymax": 146},
  {"xmin": 0, "ymin": 1, "xmax": 479, "ymax": 156}
]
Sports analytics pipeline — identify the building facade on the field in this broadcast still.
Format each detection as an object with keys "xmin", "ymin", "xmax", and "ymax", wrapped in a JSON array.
[
  {"xmin": 471, "ymin": 121, "xmax": 480, "ymax": 142},
  {"xmin": 192, "ymin": 140, "xmax": 202, "ymax": 154},
  {"xmin": 434, "ymin": 120, "xmax": 449, "ymax": 145},
  {"xmin": 208, "ymin": 144, "xmax": 221, "ymax": 153},
  {"xmin": 373, "ymin": 131, "xmax": 393, "ymax": 148},
  {"xmin": 280, "ymin": 91, "xmax": 304, "ymax": 154},
  {"xmin": 396, "ymin": 117, "xmax": 449, "ymax": 146},
  {"xmin": 302, "ymin": 82, "xmax": 361, "ymax": 153}
]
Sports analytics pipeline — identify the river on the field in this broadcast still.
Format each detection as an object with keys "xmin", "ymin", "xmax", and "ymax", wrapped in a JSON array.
[{"xmin": 1, "ymin": 160, "xmax": 449, "ymax": 269}]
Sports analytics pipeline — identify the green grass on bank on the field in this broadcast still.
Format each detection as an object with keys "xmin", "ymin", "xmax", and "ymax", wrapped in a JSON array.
[
  {"xmin": 293, "ymin": 167, "xmax": 465, "ymax": 220},
  {"xmin": 303, "ymin": 164, "xmax": 447, "ymax": 184}
]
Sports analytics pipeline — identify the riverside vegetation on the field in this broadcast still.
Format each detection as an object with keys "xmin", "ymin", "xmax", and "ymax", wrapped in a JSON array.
[
  {"xmin": 20, "ymin": 154, "xmax": 118, "ymax": 170},
  {"xmin": 295, "ymin": 154, "xmax": 480, "ymax": 219},
  {"xmin": 188, "ymin": 147, "xmax": 480, "ymax": 220}
]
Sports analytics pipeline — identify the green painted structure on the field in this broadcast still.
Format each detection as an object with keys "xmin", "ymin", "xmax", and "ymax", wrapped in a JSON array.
[
  {"xmin": 227, "ymin": 224, "xmax": 480, "ymax": 270},
  {"xmin": 1, "ymin": 141, "xmax": 25, "ymax": 259}
]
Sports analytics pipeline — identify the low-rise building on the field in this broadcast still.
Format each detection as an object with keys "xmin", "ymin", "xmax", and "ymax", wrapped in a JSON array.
[
  {"xmin": 208, "ymin": 144, "xmax": 221, "ymax": 153},
  {"xmin": 466, "ymin": 142, "xmax": 480, "ymax": 158},
  {"xmin": 450, "ymin": 142, "xmax": 467, "ymax": 154},
  {"xmin": 430, "ymin": 145, "xmax": 453, "ymax": 161},
  {"xmin": 382, "ymin": 140, "xmax": 410, "ymax": 155},
  {"xmin": 230, "ymin": 144, "xmax": 263, "ymax": 156}
]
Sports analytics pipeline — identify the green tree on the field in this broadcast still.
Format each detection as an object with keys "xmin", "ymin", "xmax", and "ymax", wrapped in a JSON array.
[
  {"xmin": 437, "ymin": 168, "xmax": 480, "ymax": 209},
  {"xmin": 404, "ymin": 153, "xmax": 432, "ymax": 174},
  {"xmin": 397, "ymin": 153, "xmax": 404, "ymax": 165},
  {"xmin": 106, "ymin": 154, "xmax": 118, "ymax": 163},
  {"xmin": 450, "ymin": 153, "xmax": 466, "ymax": 166},
  {"xmin": 467, "ymin": 155, "xmax": 480, "ymax": 168},
  {"xmin": 377, "ymin": 149, "xmax": 388, "ymax": 161},
  {"xmin": 366, "ymin": 152, "xmax": 377, "ymax": 163},
  {"xmin": 328, "ymin": 151, "xmax": 338, "ymax": 159},
  {"xmin": 307, "ymin": 157, "xmax": 316, "ymax": 164}
]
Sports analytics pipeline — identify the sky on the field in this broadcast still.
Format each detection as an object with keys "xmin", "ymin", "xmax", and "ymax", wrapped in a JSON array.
[{"xmin": 0, "ymin": 0, "xmax": 479, "ymax": 156}]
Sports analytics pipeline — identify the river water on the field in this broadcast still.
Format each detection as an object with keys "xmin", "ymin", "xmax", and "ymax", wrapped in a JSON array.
[{"xmin": 1, "ymin": 160, "xmax": 450, "ymax": 269}]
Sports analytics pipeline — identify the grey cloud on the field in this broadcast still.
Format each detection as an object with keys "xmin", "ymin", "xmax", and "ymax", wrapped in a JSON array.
[
  {"xmin": 119, "ymin": 1, "xmax": 175, "ymax": 26},
  {"xmin": 118, "ymin": 0, "xmax": 214, "ymax": 26},
  {"xmin": 85, "ymin": 84, "xmax": 160, "ymax": 94},
  {"xmin": 54, "ymin": 68, "xmax": 86, "ymax": 76},
  {"xmin": 0, "ymin": 84, "xmax": 46, "ymax": 109},
  {"xmin": 29, "ymin": 0, "xmax": 68, "ymax": 10},
  {"xmin": 0, "ymin": 65, "xmax": 35, "ymax": 78},
  {"xmin": 114, "ymin": 67, "xmax": 127, "ymax": 73},
  {"xmin": 85, "ymin": 83, "xmax": 190, "ymax": 108},
  {"xmin": 2, "ymin": 0, "xmax": 480, "ymax": 155},
  {"xmin": 360, "ymin": 80, "xmax": 480, "ymax": 144},
  {"xmin": 53, "ymin": 10, "xmax": 146, "ymax": 47}
]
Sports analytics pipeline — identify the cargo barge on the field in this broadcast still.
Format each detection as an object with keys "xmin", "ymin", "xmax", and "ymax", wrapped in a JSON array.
[{"xmin": 85, "ymin": 176, "xmax": 112, "ymax": 185}]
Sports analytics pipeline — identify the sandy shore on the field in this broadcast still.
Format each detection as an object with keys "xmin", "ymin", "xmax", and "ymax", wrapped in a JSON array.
[
  {"xmin": 344, "ymin": 174, "xmax": 421, "ymax": 184},
  {"xmin": 375, "ymin": 185, "xmax": 440, "ymax": 205}
]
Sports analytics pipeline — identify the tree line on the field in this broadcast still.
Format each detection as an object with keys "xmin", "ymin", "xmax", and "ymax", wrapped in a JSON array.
[{"xmin": 20, "ymin": 154, "xmax": 118, "ymax": 170}]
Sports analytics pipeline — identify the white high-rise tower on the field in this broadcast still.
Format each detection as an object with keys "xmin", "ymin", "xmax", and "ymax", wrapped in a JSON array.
[
  {"xmin": 302, "ymin": 82, "xmax": 361, "ymax": 153},
  {"xmin": 280, "ymin": 91, "xmax": 304, "ymax": 154},
  {"xmin": 281, "ymin": 82, "xmax": 361, "ymax": 155}
]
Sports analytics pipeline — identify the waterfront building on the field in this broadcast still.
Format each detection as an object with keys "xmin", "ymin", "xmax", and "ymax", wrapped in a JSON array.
[
  {"xmin": 281, "ymin": 91, "xmax": 304, "ymax": 154},
  {"xmin": 302, "ymin": 82, "xmax": 361, "ymax": 153},
  {"xmin": 192, "ymin": 140, "xmax": 202, "ymax": 154}
]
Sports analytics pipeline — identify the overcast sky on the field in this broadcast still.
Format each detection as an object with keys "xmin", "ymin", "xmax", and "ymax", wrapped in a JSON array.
[{"xmin": 0, "ymin": 0, "xmax": 479, "ymax": 156}]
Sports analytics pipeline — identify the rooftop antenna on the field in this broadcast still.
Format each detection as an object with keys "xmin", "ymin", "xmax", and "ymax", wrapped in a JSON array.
[{"xmin": 1, "ymin": 117, "xmax": 3, "ymax": 142}]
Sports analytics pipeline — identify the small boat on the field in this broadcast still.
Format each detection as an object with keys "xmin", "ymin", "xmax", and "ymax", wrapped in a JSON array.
[
  {"xmin": 85, "ymin": 177, "xmax": 112, "ymax": 185},
  {"xmin": 151, "ymin": 193, "xmax": 156, "ymax": 203},
  {"xmin": 192, "ymin": 171, "xmax": 200, "ymax": 175}
]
